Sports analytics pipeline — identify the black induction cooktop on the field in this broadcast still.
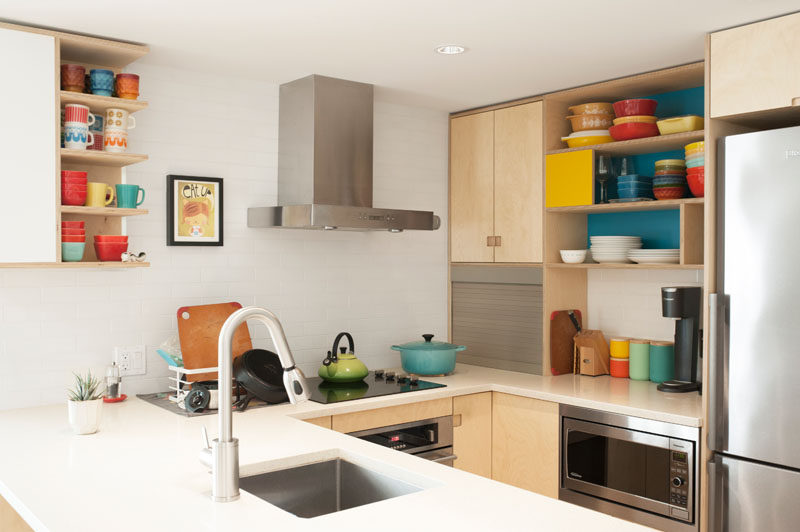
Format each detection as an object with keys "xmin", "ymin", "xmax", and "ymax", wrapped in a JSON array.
[{"xmin": 307, "ymin": 370, "xmax": 446, "ymax": 404}]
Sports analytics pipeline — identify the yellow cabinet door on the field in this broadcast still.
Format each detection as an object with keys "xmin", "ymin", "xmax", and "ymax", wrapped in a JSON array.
[
  {"xmin": 494, "ymin": 102, "xmax": 543, "ymax": 263},
  {"xmin": 491, "ymin": 392, "xmax": 559, "ymax": 497},
  {"xmin": 450, "ymin": 112, "xmax": 495, "ymax": 263},
  {"xmin": 710, "ymin": 13, "xmax": 800, "ymax": 117},
  {"xmin": 452, "ymin": 392, "xmax": 492, "ymax": 478}
]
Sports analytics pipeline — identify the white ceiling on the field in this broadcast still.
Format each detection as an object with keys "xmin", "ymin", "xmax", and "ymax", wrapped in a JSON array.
[{"xmin": 2, "ymin": 0, "xmax": 797, "ymax": 111}]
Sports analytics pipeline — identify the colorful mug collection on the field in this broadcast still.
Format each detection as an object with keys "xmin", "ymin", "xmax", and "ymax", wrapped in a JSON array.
[
  {"xmin": 61, "ymin": 171, "xmax": 145, "ymax": 209},
  {"xmin": 60, "ymin": 64, "xmax": 140, "ymax": 99},
  {"xmin": 60, "ymin": 220, "xmax": 130, "ymax": 263},
  {"xmin": 61, "ymin": 104, "xmax": 136, "ymax": 153},
  {"xmin": 608, "ymin": 337, "xmax": 675, "ymax": 383}
]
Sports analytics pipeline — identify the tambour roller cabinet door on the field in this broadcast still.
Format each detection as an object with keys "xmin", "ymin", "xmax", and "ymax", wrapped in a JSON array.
[
  {"xmin": 450, "ymin": 112, "xmax": 494, "ymax": 263},
  {"xmin": 720, "ymin": 126, "xmax": 800, "ymax": 469},
  {"xmin": 0, "ymin": 28, "xmax": 57, "ymax": 263}
]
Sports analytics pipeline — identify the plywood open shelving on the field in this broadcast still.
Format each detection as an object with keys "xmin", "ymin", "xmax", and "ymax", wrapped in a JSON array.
[
  {"xmin": 547, "ymin": 130, "xmax": 704, "ymax": 156},
  {"xmin": 547, "ymin": 197, "xmax": 704, "ymax": 213},
  {"xmin": 546, "ymin": 262, "xmax": 703, "ymax": 270},
  {"xmin": 60, "ymin": 206, "xmax": 149, "ymax": 216},
  {"xmin": 59, "ymin": 90, "xmax": 148, "ymax": 114},
  {"xmin": 0, "ymin": 261, "xmax": 150, "ymax": 269},
  {"xmin": 60, "ymin": 149, "xmax": 148, "ymax": 167}
]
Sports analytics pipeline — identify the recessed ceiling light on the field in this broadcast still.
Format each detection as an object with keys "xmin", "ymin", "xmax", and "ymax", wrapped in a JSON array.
[{"xmin": 435, "ymin": 45, "xmax": 466, "ymax": 55}]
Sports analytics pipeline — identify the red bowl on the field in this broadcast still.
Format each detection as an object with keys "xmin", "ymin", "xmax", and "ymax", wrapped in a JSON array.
[
  {"xmin": 61, "ymin": 170, "xmax": 87, "ymax": 179},
  {"xmin": 608, "ymin": 122, "xmax": 660, "ymax": 141},
  {"xmin": 93, "ymin": 235, "xmax": 128, "ymax": 243},
  {"xmin": 687, "ymin": 173, "xmax": 705, "ymax": 197},
  {"xmin": 687, "ymin": 166, "xmax": 705, "ymax": 174},
  {"xmin": 94, "ymin": 241, "xmax": 128, "ymax": 261},
  {"xmin": 61, "ymin": 228, "xmax": 85, "ymax": 236},
  {"xmin": 654, "ymin": 186, "xmax": 687, "ymax": 200},
  {"xmin": 61, "ymin": 178, "xmax": 87, "ymax": 185},
  {"xmin": 61, "ymin": 221, "xmax": 85, "ymax": 229},
  {"xmin": 61, "ymin": 183, "xmax": 87, "ymax": 191},
  {"xmin": 61, "ymin": 188, "xmax": 87, "ymax": 206},
  {"xmin": 613, "ymin": 99, "xmax": 657, "ymax": 117},
  {"xmin": 61, "ymin": 235, "xmax": 86, "ymax": 242}
]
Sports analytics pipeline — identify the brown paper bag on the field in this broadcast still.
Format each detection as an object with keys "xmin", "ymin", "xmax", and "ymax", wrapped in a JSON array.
[{"xmin": 573, "ymin": 330, "xmax": 610, "ymax": 376}]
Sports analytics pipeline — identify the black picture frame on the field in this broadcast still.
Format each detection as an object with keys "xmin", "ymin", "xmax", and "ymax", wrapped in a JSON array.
[{"xmin": 166, "ymin": 175, "xmax": 224, "ymax": 246}]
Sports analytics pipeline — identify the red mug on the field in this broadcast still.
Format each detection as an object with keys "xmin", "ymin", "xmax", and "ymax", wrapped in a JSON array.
[{"xmin": 64, "ymin": 104, "xmax": 95, "ymax": 126}]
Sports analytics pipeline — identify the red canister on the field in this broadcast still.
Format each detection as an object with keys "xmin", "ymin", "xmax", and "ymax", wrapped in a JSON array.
[{"xmin": 610, "ymin": 357, "xmax": 629, "ymax": 378}]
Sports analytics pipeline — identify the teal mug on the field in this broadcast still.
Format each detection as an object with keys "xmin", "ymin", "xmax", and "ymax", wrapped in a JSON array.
[{"xmin": 115, "ymin": 184, "xmax": 145, "ymax": 209}]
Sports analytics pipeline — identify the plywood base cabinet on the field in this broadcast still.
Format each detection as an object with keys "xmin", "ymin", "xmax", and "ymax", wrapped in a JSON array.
[
  {"xmin": 491, "ymin": 392, "xmax": 559, "ymax": 498},
  {"xmin": 331, "ymin": 398, "xmax": 453, "ymax": 434},
  {"xmin": 0, "ymin": 495, "xmax": 33, "ymax": 532},
  {"xmin": 452, "ymin": 392, "xmax": 492, "ymax": 478},
  {"xmin": 303, "ymin": 415, "xmax": 332, "ymax": 429}
]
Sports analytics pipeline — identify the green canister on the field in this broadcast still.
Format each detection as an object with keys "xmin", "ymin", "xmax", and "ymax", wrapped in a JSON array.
[
  {"xmin": 649, "ymin": 341, "xmax": 675, "ymax": 383},
  {"xmin": 629, "ymin": 339, "xmax": 651, "ymax": 381}
]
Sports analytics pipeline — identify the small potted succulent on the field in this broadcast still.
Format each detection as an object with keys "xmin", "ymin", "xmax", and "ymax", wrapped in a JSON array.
[{"xmin": 67, "ymin": 372, "xmax": 104, "ymax": 435}]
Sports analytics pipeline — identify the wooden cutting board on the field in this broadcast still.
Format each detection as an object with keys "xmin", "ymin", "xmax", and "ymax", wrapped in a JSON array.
[
  {"xmin": 549, "ymin": 310, "xmax": 583, "ymax": 376},
  {"xmin": 177, "ymin": 302, "xmax": 252, "ymax": 382}
]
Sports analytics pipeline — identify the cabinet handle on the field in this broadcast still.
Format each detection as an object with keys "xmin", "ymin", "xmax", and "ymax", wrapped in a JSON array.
[
  {"xmin": 495, "ymin": 236, "xmax": 501, "ymax": 247},
  {"xmin": 452, "ymin": 414, "xmax": 462, "ymax": 427},
  {"xmin": 486, "ymin": 236, "xmax": 495, "ymax": 247},
  {"xmin": 793, "ymin": 97, "xmax": 800, "ymax": 107}
]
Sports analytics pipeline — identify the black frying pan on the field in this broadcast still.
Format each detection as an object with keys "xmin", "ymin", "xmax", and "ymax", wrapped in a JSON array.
[{"xmin": 233, "ymin": 349, "xmax": 289, "ymax": 404}]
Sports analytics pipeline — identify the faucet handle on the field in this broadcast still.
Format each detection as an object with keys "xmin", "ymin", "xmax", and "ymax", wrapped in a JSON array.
[{"xmin": 201, "ymin": 426, "xmax": 211, "ymax": 449}]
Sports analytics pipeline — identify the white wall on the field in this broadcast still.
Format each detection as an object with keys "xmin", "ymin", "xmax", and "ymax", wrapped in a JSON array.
[
  {"xmin": 587, "ymin": 269, "xmax": 703, "ymax": 341},
  {"xmin": 0, "ymin": 63, "xmax": 449, "ymax": 410}
]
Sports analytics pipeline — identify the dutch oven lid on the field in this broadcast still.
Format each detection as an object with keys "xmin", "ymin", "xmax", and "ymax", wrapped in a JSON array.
[{"xmin": 393, "ymin": 334, "xmax": 464, "ymax": 351}]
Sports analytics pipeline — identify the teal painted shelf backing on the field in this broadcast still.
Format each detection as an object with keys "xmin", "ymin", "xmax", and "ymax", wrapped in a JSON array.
[
  {"xmin": 644, "ymin": 86, "xmax": 705, "ymax": 119},
  {"xmin": 588, "ymin": 210, "xmax": 680, "ymax": 249}
]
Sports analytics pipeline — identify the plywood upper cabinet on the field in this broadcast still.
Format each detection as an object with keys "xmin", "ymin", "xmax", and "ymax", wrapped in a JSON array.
[
  {"xmin": 450, "ymin": 102, "xmax": 543, "ymax": 263},
  {"xmin": 0, "ymin": 27, "xmax": 57, "ymax": 263},
  {"xmin": 450, "ymin": 112, "xmax": 495, "ymax": 263},
  {"xmin": 491, "ymin": 392, "xmax": 559, "ymax": 498},
  {"xmin": 494, "ymin": 101, "xmax": 543, "ymax": 262},
  {"xmin": 452, "ymin": 392, "xmax": 492, "ymax": 478},
  {"xmin": 710, "ymin": 12, "xmax": 800, "ymax": 118}
]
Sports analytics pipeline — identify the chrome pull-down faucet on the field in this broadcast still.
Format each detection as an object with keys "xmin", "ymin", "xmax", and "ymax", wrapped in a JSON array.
[{"xmin": 199, "ymin": 306, "xmax": 310, "ymax": 502}]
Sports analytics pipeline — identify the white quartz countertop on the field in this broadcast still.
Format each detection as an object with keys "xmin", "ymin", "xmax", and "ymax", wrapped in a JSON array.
[{"xmin": 0, "ymin": 364, "xmax": 699, "ymax": 532}]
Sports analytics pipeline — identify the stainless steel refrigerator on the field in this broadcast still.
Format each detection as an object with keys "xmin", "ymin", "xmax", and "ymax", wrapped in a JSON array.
[{"xmin": 709, "ymin": 125, "xmax": 800, "ymax": 531}]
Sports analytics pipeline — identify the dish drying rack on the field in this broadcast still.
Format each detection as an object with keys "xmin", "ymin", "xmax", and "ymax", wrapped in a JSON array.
[{"xmin": 167, "ymin": 365, "xmax": 217, "ymax": 406}]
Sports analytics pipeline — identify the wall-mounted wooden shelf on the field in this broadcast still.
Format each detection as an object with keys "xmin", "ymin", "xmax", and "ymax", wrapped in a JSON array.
[
  {"xmin": 60, "ymin": 206, "xmax": 149, "ymax": 216},
  {"xmin": 60, "ymin": 149, "xmax": 148, "ymax": 167},
  {"xmin": 0, "ymin": 261, "xmax": 149, "ymax": 269},
  {"xmin": 547, "ymin": 130, "xmax": 704, "ymax": 156},
  {"xmin": 547, "ymin": 197, "xmax": 704, "ymax": 214},
  {"xmin": 59, "ymin": 91, "xmax": 148, "ymax": 114},
  {"xmin": 546, "ymin": 262, "xmax": 703, "ymax": 270}
]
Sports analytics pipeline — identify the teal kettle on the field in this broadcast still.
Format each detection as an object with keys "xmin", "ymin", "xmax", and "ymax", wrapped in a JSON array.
[{"xmin": 318, "ymin": 332, "xmax": 369, "ymax": 383}]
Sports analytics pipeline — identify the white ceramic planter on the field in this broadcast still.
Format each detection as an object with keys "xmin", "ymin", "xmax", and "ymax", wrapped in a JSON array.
[{"xmin": 67, "ymin": 399, "xmax": 103, "ymax": 435}]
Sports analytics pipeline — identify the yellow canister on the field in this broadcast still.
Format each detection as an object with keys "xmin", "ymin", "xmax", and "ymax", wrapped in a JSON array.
[{"xmin": 609, "ymin": 337, "xmax": 630, "ymax": 359}]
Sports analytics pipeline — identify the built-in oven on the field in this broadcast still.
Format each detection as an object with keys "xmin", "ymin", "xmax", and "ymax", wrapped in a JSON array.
[
  {"xmin": 348, "ymin": 415, "xmax": 456, "ymax": 466},
  {"xmin": 559, "ymin": 404, "xmax": 700, "ymax": 532}
]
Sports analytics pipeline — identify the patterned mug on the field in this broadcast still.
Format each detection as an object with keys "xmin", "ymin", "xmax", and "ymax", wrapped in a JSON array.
[
  {"xmin": 104, "ymin": 129, "xmax": 128, "ymax": 153},
  {"xmin": 64, "ymin": 122, "xmax": 94, "ymax": 150},
  {"xmin": 115, "ymin": 73, "xmax": 140, "ymax": 100},
  {"xmin": 89, "ymin": 69, "xmax": 114, "ymax": 97},
  {"xmin": 64, "ymin": 104, "xmax": 95, "ymax": 127},
  {"xmin": 105, "ymin": 108, "xmax": 135, "ymax": 131}
]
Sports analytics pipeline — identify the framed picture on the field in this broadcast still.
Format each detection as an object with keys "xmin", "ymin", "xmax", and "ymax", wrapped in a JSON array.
[{"xmin": 166, "ymin": 175, "xmax": 223, "ymax": 246}]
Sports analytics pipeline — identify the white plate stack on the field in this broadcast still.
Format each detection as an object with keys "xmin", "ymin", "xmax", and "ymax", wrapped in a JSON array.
[
  {"xmin": 628, "ymin": 248, "xmax": 680, "ymax": 264},
  {"xmin": 590, "ymin": 236, "xmax": 642, "ymax": 263}
]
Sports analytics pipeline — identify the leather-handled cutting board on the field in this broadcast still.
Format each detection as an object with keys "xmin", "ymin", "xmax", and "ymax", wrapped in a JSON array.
[
  {"xmin": 177, "ymin": 302, "xmax": 252, "ymax": 382},
  {"xmin": 549, "ymin": 310, "xmax": 583, "ymax": 376}
]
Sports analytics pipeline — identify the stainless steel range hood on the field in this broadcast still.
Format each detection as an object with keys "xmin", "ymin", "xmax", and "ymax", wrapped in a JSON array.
[{"xmin": 247, "ymin": 75, "xmax": 440, "ymax": 231}]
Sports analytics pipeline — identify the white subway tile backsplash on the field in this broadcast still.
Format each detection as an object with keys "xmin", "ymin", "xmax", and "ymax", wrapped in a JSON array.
[{"xmin": 0, "ymin": 64, "xmax": 448, "ymax": 410}]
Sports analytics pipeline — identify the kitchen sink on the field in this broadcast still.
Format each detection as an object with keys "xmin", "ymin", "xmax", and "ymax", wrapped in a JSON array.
[{"xmin": 240, "ymin": 458, "xmax": 423, "ymax": 518}]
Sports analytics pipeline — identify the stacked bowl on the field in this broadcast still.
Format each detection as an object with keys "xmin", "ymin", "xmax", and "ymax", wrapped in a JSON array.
[
  {"xmin": 562, "ymin": 102, "xmax": 614, "ymax": 148},
  {"xmin": 653, "ymin": 159, "xmax": 687, "ymax": 200},
  {"xmin": 94, "ymin": 235, "xmax": 128, "ymax": 262},
  {"xmin": 617, "ymin": 174, "xmax": 654, "ymax": 200},
  {"xmin": 609, "ymin": 99, "xmax": 659, "ymax": 141},
  {"xmin": 685, "ymin": 141, "xmax": 705, "ymax": 197},
  {"xmin": 61, "ymin": 221, "xmax": 85, "ymax": 262},
  {"xmin": 589, "ymin": 236, "xmax": 642, "ymax": 263},
  {"xmin": 61, "ymin": 170, "xmax": 87, "ymax": 206}
]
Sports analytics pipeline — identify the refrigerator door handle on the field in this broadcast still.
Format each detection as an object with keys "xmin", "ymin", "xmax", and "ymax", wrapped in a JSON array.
[
  {"xmin": 707, "ymin": 455, "xmax": 726, "ymax": 532},
  {"xmin": 707, "ymin": 293, "xmax": 728, "ymax": 451}
]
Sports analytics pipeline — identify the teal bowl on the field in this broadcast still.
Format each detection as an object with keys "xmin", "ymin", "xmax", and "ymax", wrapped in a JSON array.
[{"xmin": 61, "ymin": 242, "xmax": 85, "ymax": 262}]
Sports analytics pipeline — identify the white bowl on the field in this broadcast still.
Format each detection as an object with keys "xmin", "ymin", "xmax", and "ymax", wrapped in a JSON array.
[{"xmin": 560, "ymin": 249, "xmax": 587, "ymax": 264}]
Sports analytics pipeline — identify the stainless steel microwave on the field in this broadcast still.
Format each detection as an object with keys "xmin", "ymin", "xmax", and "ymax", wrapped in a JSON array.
[{"xmin": 559, "ymin": 405, "xmax": 700, "ymax": 532}]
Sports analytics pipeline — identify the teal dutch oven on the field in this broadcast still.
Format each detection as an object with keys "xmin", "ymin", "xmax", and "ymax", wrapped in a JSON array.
[{"xmin": 391, "ymin": 334, "xmax": 466, "ymax": 376}]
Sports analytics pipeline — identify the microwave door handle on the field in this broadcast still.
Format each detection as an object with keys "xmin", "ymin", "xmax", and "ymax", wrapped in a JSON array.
[{"xmin": 707, "ymin": 294, "xmax": 729, "ymax": 451}]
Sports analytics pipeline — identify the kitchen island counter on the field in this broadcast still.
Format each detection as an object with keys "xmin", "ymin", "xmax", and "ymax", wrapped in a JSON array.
[{"xmin": 0, "ymin": 364, "xmax": 697, "ymax": 532}]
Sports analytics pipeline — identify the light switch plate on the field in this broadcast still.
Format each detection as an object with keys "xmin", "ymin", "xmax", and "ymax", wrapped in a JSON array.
[{"xmin": 114, "ymin": 345, "xmax": 146, "ymax": 376}]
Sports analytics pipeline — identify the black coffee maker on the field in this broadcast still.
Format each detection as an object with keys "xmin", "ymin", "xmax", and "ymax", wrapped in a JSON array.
[{"xmin": 658, "ymin": 286, "xmax": 701, "ymax": 393}]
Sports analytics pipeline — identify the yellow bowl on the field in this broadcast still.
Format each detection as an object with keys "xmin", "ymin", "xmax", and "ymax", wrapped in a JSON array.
[
  {"xmin": 612, "ymin": 115, "xmax": 658, "ymax": 125},
  {"xmin": 656, "ymin": 115, "xmax": 704, "ymax": 135},
  {"xmin": 684, "ymin": 141, "xmax": 705, "ymax": 152},
  {"xmin": 561, "ymin": 135, "xmax": 613, "ymax": 148}
]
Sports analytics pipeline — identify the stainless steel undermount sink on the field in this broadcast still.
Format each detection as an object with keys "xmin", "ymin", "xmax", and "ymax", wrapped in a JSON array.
[{"xmin": 240, "ymin": 458, "xmax": 423, "ymax": 518}]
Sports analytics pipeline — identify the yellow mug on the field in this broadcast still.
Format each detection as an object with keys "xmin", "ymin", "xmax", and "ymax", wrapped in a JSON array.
[
  {"xmin": 86, "ymin": 182, "xmax": 114, "ymax": 207},
  {"xmin": 609, "ymin": 337, "xmax": 630, "ymax": 359}
]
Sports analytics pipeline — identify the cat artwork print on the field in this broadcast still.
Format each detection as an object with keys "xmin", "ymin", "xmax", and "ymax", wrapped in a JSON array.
[{"xmin": 167, "ymin": 175, "xmax": 223, "ymax": 246}]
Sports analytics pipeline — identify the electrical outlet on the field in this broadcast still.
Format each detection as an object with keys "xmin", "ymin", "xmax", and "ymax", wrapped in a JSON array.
[{"xmin": 114, "ymin": 345, "xmax": 146, "ymax": 376}]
